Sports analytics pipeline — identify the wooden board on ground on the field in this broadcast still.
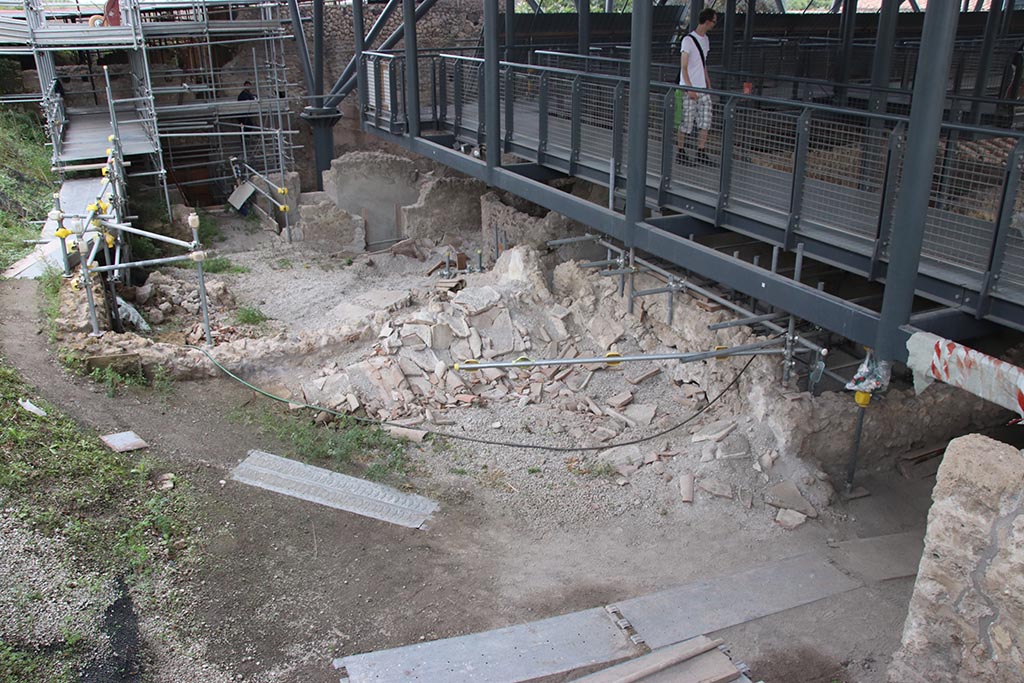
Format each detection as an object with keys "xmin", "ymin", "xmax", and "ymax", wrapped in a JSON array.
[{"xmin": 571, "ymin": 636, "xmax": 735, "ymax": 683}]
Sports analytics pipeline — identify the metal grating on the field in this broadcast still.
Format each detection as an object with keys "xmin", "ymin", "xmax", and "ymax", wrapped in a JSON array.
[{"xmin": 231, "ymin": 450, "xmax": 439, "ymax": 529}]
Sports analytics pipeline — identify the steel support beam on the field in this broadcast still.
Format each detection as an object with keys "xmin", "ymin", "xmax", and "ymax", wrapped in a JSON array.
[
  {"xmin": 353, "ymin": 0, "xmax": 367, "ymax": 129},
  {"xmin": 836, "ymin": 0, "xmax": 857, "ymax": 98},
  {"xmin": 646, "ymin": 213, "xmax": 725, "ymax": 238},
  {"xmin": 969, "ymin": 0, "xmax": 1003, "ymax": 122},
  {"xmin": 505, "ymin": 0, "xmax": 515, "ymax": 62},
  {"xmin": 869, "ymin": 0, "xmax": 899, "ymax": 115},
  {"xmin": 744, "ymin": 0, "xmax": 755, "ymax": 48},
  {"xmin": 690, "ymin": 0, "xmax": 703, "ymax": 31},
  {"xmin": 624, "ymin": 0, "xmax": 652, "ymax": 249},
  {"xmin": 579, "ymin": 0, "xmax": 591, "ymax": 55},
  {"xmin": 875, "ymin": 0, "xmax": 959, "ymax": 362},
  {"xmin": 403, "ymin": 0, "xmax": 420, "ymax": 138},
  {"xmin": 722, "ymin": 0, "xmax": 736, "ymax": 72},
  {"xmin": 484, "ymin": 0, "xmax": 500, "ymax": 168},
  {"xmin": 504, "ymin": 162, "xmax": 567, "ymax": 182},
  {"xmin": 287, "ymin": 0, "xmax": 315, "ymax": 95},
  {"xmin": 326, "ymin": 0, "xmax": 442, "ymax": 108}
]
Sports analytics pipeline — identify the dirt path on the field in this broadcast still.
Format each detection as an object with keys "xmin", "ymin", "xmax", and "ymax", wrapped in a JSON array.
[{"xmin": 1, "ymin": 277, "xmax": 923, "ymax": 682}]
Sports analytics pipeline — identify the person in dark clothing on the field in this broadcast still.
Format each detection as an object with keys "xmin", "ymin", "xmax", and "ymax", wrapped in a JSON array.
[{"xmin": 237, "ymin": 80, "xmax": 257, "ymax": 129}]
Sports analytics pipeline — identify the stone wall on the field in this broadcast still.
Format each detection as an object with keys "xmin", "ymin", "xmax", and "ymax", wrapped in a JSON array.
[
  {"xmin": 888, "ymin": 434, "xmax": 1024, "ymax": 683},
  {"xmin": 322, "ymin": 152, "xmax": 422, "ymax": 248},
  {"xmin": 401, "ymin": 176, "xmax": 488, "ymax": 241}
]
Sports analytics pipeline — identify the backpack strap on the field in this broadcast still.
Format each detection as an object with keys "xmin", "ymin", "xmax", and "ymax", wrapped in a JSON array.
[{"xmin": 686, "ymin": 33, "xmax": 707, "ymax": 70}]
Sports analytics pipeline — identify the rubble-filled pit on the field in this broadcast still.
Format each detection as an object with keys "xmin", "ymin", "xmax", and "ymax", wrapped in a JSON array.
[{"xmin": 41, "ymin": 153, "xmax": 1014, "ymax": 682}]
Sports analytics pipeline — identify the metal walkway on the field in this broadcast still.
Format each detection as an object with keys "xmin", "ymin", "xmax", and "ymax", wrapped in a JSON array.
[
  {"xmin": 360, "ymin": 51, "xmax": 1024, "ymax": 339},
  {"xmin": 58, "ymin": 110, "xmax": 157, "ymax": 162}
]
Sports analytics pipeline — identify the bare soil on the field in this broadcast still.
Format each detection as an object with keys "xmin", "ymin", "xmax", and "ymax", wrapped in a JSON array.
[{"xmin": 0, "ymin": 217, "xmax": 938, "ymax": 682}]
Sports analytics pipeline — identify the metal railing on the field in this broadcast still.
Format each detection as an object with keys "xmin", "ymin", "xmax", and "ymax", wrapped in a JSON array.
[{"xmin": 361, "ymin": 51, "xmax": 1024, "ymax": 316}]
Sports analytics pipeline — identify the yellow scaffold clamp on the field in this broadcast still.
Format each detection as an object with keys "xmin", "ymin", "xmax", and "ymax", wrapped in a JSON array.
[
  {"xmin": 604, "ymin": 351, "xmax": 623, "ymax": 367},
  {"xmin": 103, "ymin": 232, "xmax": 115, "ymax": 248},
  {"xmin": 453, "ymin": 359, "xmax": 480, "ymax": 372},
  {"xmin": 278, "ymin": 204, "xmax": 289, "ymax": 213},
  {"xmin": 854, "ymin": 390, "xmax": 872, "ymax": 408},
  {"xmin": 277, "ymin": 187, "xmax": 289, "ymax": 195},
  {"xmin": 54, "ymin": 227, "xmax": 72, "ymax": 239}
]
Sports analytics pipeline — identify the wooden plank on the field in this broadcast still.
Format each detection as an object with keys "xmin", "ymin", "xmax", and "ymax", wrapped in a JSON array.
[{"xmin": 577, "ymin": 643, "xmax": 737, "ymax": 683}]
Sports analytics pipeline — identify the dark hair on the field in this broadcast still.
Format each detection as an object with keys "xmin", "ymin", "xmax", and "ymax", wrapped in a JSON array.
[
  {"xmin": 699, "ymin": 8, "xmax": 717, "ymax": 24},
  {"xmin": 244, "ymin": 81, "xmax": 252, "ymax": 86}
]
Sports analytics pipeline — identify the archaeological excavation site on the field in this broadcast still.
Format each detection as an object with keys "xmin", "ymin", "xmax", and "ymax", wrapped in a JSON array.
[{"xmin": 2, "ymin": 0, "xmax": 1024, "ymax": 681}]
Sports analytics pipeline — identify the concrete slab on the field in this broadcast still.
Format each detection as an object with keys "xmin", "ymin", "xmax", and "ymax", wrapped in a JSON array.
[
  {"xmin": 100, "ymin": 431, "xmax": 149, "ymax": 452},
  {"xmin": 335, "ymin": 607, "xmax": 638, "ymax": 683},
  {"xmin": 614, "ymin": 553, "xmax": 860, "ymax": 650},
  {"xmin": 829, "ymin": 531, "xmax": 925, "ymax": 583},
  {"xmin": 231, "ymin": 450, "xmax": 438, "ymax": 529}
]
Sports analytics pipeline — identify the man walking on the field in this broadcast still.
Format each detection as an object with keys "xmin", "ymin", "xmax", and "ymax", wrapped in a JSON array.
[{"xmin": 677, "ymin": 9, "xmax": 717, "ymax": 166}]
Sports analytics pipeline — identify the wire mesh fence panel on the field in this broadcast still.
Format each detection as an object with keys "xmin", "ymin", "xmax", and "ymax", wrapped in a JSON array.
[
  {"xmin": 995, "ymin": 158, "xmax": 1024, "ymax": 300},
  {"xmin": 919, "ymin": 130, "xmax": 1010, "ymax": 276},
  {"xmin": 663, "ymin": 89, "xmax": 724, "ymax": 195},
  {"xmin": 800, "ymin": 115, "xmax": 893, "ymax": 241},
  {"xmin": 577, "ymin": 80, "xmax": 618, "ymax": 171},
  {"xmin": 508, "ymin": 69, "xmax": 541, "ymax": 151},
  {"xmin": 544, "ymin": 73, "xmax": 576, "ymax": 160},
  {"xmin": 727, "ymin": 104, "xmax": 797, "ymax": 215}
]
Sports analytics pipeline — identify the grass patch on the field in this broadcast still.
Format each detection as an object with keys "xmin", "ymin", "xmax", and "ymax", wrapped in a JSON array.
[
  {"xmin": 234, "ymin": 305, "xmax": 268, "ymax": 325},
  {"xmin": 0, "ymin": 108, "xmax": 54, "ymax": 272},
  {"xmin": 230, "ymin": 405, "xmax": 410, "ymax": 482},
  {"xmin": 87, "ymin": 364, "xmax": 148, "ymax": 398},
  {"xmin": 197, "ymin": 212, "xmax": 224, "ymax": 244},
  {"xmin": 0, "ymin": 357, "xmax": 193, "ymax": 675},
  {"xmin": 0, "ymin": 359, "xmax": 191, "ymax": 569},
  {"xmin": 201, "ymin": 256, "xmax": 249, "ymax": 274}
]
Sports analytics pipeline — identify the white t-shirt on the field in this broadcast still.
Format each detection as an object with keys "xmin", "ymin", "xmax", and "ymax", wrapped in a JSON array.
[{"xmin": 679, "ymin": 32, "xmax": 710, "ymax": 89}]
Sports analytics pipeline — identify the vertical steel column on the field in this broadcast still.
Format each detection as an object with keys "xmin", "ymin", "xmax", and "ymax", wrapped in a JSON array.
[
  {"xmin": 978, "ymin": 140, "xmax": 1024, "ymax": 316},
  {"xmin": 869, "ymin": 0, "xmax": 899, "ymax": 115},
  {"xmin": 579, "ymin": 0, "xmax": 591, "ymax": 56},
  {"xmin": 484, "ymin": 0, "xmax": 501, "ymax": 169},
  {"xmin": 723, "ymin": 0, "xmax": 736, "ymax": 73},
  {"xmin": 743, "ymin": 0, "xmax": 755, "ymax": 54},
  {"xmin": 970, "ymin": 0, "xmax": 1003, "ymax": 123},
  {"xmin": 403, "ymin": 0, "xmax": 420, "ymax": 138},
  {"xmin": 624, "ymin": 0, "xmax": 653, "ymax": 250},
  {"xmin": 690, "ymin": 0, "xmax": 703, "ymax": 31},
  {"xmin": 314, "ymin": 0, "xmax": 324, "ymax": 108},
  {"xmin": 836, "ymin": 0, "xmax": 858, "ymax": 104},
  {"xmin": 538, "ymin": 73, "xmax": 549, "ymax": 164},
  {"xmin": 505, "ymin": 0, "xmax": 515, "ymax": 62},
  {"xmin": 353, "ymin": 0, "xmax": 367, "ymax": 130},
  {"xmin": 875, "ymin": 0, "xmax": 959, "ymax": 362}
]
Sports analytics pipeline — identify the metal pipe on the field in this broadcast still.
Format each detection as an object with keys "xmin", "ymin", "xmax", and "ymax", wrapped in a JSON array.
[
  {"xmin": 875, "ymin": 0, "xmax": 959, "ymax": 362},
  {"xmin": 708, "ymin": 312, "xmax": 788, "ymax": 330},
  {"xmin": 845, "ymin": 402, "xmax": 868, "ymax": 492},
  {"xmin": 192, "ymin": 227, "xmax": 214, "ymax": 347},
  {"xmin": 87, "ymin": 253, "xmax": 198, "ymax": 273},
  {"xmin": 869, "ymin": 0, "xmax": 900, "ymax": 115},
  {"xmin": 101, "ymin": 221, "xmax": 196, "ymax": 250},
  {"xmin": 352, "ymin": 0, "xmax": 367, "ymax": 131},
  {"xmin": 455, "ymin": 338, "xmax": 785, "ymax": 371},
  {"xmin": 969, "ymin": 0, "xmax": 1003, "ymax": 123},
  {"xmin": 578, "ymin": 0, "xmax": 590, "ymax": 56},
  {"xmin": 313, "ymin": 0, "xmax": 324, "ymax": 108},
  {"xmin": 782, "ymin": 243, "xmax": 805, "ymax": 385}
]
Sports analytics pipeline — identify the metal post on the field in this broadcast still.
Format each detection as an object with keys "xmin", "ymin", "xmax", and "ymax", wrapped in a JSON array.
[
  {"xmin": 579, "ymin": 0, "xmax": 591, "ymax": 56},
  {"xmin": 192, "ymin": 227, "xmax": 213, "ymax": 346},
  {"xmin": 875, "ymin": 0, "xmax": 959, "ymax": 362},
  {"xmin": 505, "ymin": 0, "xmax": 515, "ymax": 62},
  {"xmin": 403, "ymin": 0, "xmax": 420, "ymax": 138},
  {"xmin": 690, "ymin": 0, "xmax": 704, "ymax": 31},
  {"xmin": 869, "ymin": 0, "xmax": 899, "ymax": 116},
  {"xmin": 287, "ymin": 0, "xmax": 315, "ymax": 94},
  {"xmin": 782, "ymin": 243, "xmax": 804, "ymax": 385},
  {"xmin": 970, "ymin": 0, "xmax": 1003, "ymax": 123},
  {"xmin": 837, "ymin": 0, "xmax": 857, "ymax": 105},
  {"xmin": 845, "ymin": 394, "xmax": 869, "ymax": 492},
  {"xmin": 723, "ymin": 0, "xmax": 736, "ymax": 73},
  {"xmin": 743, "ymin": 0, "xmax": 755, "ymax": 53},
  {"xmin": 353, "ymin": 0, "xmax": 367, "ymax": 130},
  {"xmin": 624, "ymin": 0, "xmax": 652, "ymax": 251},
  {"xmin": 484, "ymin": 0, "xmax": 501, "ymax": 169}
]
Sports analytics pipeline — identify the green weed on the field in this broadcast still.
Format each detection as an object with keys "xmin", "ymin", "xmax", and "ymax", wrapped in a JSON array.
[
  {"xmin": 201, "ymin": 256, "xmax": 249, "ymax": 274},
  {"xmin": 0, "ymin": 107, "xmax": 54, "ymax": 271},
  {"xmin": 274, "ymin": 258, "xmax": 293, "ymax": 270},
  {"xmin": 231, "ymin": 406, "xmax": 409, "ymax": 482},
  {"xmin": 234, "ymin": 305, "xmax": 267, "ymax": 325},
  {"xmin": 526, "ymin": 466, "xmax": 541, "ymax": 474},
  {"xmin": 87, "ymin": 365, "xmax": 148, "ymax": 398},
  {"xmin": 197, "ymin": 212, "xmax": 224, "ymax": 244}
]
